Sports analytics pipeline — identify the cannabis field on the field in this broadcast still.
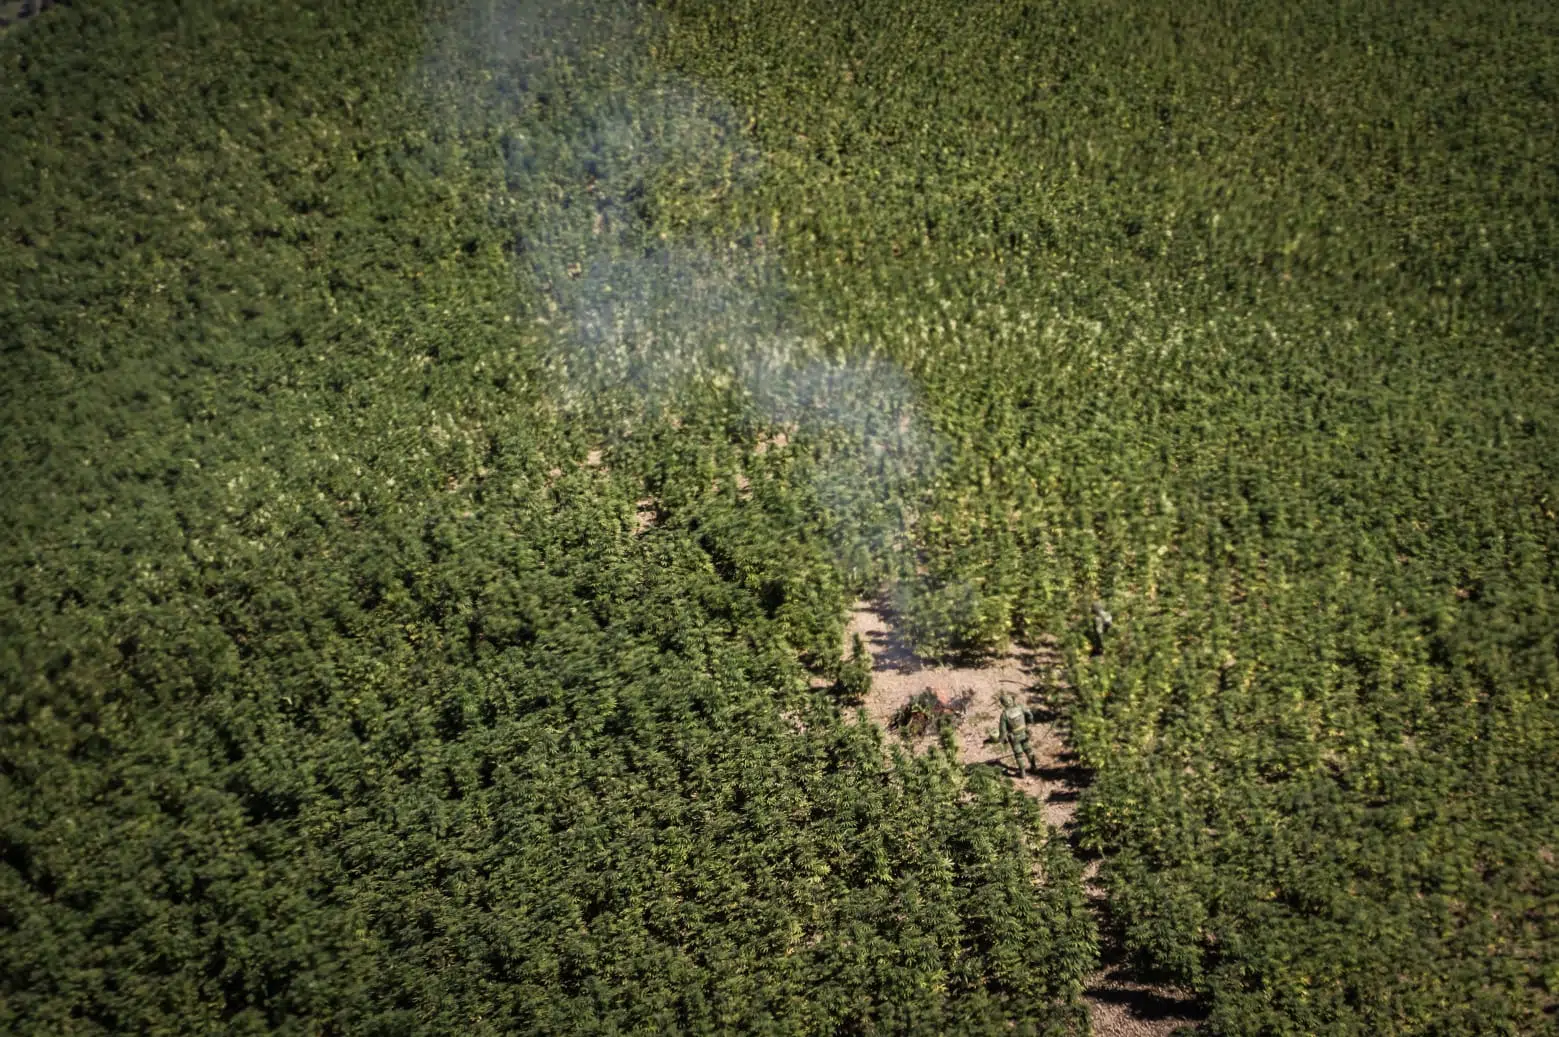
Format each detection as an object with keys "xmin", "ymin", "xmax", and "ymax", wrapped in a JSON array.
[{"xmin": 3, "ymin": 0, "xmax": 1556, "ymax": 1033}]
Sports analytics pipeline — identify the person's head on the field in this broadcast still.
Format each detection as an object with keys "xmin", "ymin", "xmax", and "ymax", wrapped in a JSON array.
[{"xmin": 999, "ymin": 691, "xmax": 1015, "ymax": 708}]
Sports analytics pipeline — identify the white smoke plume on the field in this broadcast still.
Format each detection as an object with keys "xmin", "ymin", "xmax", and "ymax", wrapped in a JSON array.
[{"xmin": 419, "ymin": 0, "xmax": 940, "ymax": 572}]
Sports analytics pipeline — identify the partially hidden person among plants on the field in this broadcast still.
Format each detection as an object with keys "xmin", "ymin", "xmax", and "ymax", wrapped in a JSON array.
[{"xmin": 1088, "ymin": 600, "xmax": 1113, "ymax": 656}]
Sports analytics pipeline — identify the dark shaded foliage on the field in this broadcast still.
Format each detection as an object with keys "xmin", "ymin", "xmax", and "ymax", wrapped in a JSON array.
[
  {"xmin": 655, "ymin": 0, "xmax": 1559, "ymax": 1031},
  {"xmin": 0, "ymin": 1, "xmax": 1094, "ymax": 1034}
]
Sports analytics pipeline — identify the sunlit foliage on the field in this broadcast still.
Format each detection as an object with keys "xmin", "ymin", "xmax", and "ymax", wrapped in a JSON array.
[
  {"xmin": 655, "ymin": 0, "xmax": 1559, "ymax": 1031},
  {"xmin": 3, "ymin": 0, "xmax": 1556, "ymax": 1033},
  {"xmin": 0, "ymin": 0, "xmax": 1097, "ymax": 1033}
]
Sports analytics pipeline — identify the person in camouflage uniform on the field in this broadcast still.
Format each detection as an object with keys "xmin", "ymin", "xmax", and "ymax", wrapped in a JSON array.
[
  {"xmin": 996, "ymin": 690, "xmax": 1041, "ymax": 776},
  {"xmin": 1088, "ymin": 600, "xmax": 1113, "ymax": 656}
]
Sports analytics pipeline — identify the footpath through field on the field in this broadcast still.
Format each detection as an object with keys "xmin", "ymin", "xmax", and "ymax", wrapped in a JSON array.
[{"xmin": 841, "ymin": 601, "xmax": 1204, "ymax": 1037}]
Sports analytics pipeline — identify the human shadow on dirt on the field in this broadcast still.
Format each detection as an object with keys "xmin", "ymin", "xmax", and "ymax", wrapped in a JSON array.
[
  {"xmin": 1086, "ymin": 953, "xmax": 1208, "ymax": 1028},
  {"xmin": 1084, "ymin": 896, "xmax": 1210, "ymax": 1027},
  {"xmin": 1018, "ymin": 702, "xmax": 1066, "ymax": 725},
  {"xmin": 967, "ymin": 761, "xmax": 1028, "ymax": 781},
  {"xmin": 1088, "ymin": 979, "xmax": 1207, "ymax": 1027},
  {"xmin": 862, "ymin": 628, "xmax": 924, "ymax": 674},
  {"xmin": 1032, "ymin": 761, "xmax": 1090, "ymax": 787}
]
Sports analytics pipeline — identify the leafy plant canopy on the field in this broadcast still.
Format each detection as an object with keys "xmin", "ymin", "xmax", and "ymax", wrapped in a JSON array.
[{"xmin": 2, "ymin": 0, "xmax": 1555, "ymax": 1034}]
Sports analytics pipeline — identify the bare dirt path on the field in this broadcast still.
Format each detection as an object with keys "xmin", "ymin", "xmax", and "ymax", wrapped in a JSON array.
[{"xmin": 839, "ymin": 600, "xmax": 1204, "ymax": 1037}]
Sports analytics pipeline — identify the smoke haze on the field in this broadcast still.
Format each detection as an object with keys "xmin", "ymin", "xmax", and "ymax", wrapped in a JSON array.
[{"xmin": 420, "ymin": 0, "xmax": 940, "ymax": 574}]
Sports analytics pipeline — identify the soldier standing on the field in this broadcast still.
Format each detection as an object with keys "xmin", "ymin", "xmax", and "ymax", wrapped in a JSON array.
[
  {"xmin": 1089, "ymin": 600, "xmax": 1113, "ymax": 656},
  {"xmin": 997, "ymin": 691, "xmax": 1041, "ymax": 776}
]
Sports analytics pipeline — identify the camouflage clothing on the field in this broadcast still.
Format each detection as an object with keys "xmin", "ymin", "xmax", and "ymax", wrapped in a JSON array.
[
  {"xmin": 1091, "ymin": 601, "xmax": 1113, "ymax": 639},
  {"xmin": 996, "ymin": 692, "xmax": 1040, "ymax": 774},
  {"xmin": 1088, "ymin": 601, "xmax": 1113, "ymax": 655}
]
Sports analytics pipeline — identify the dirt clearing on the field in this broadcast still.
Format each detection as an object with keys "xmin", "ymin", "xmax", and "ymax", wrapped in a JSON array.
[{"xmin": 840, "ymin": 599, "xmax": 1204, "ymax": 1037}]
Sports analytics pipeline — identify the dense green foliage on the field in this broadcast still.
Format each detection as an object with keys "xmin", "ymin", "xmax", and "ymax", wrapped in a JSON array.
[
  {"xmin": 652, "ymin": 0, "xmax": 1559, "ymax": 1031},
  {"xmin": 1, "ymin": 0, "xmax": 1093, "ymax": 1033},
  {"xmin": 4, "ymin": 0, "xmax": 1557, "ymax": 1033}
]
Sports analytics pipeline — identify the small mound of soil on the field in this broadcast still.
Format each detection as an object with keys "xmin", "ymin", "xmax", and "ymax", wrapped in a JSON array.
[{"xmin": 888, "ymin": 686, "xmax": 974, "ymax": 738}]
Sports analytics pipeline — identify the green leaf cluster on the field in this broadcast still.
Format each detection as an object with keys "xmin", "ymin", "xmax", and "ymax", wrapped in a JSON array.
[
  {"xmin": 0, "ymin": 0, "xmax": 1097, "ymax": 1033},
  {"xmin": 654, "ymin": 0, "xmax": 1559, "ymax": 1031}
]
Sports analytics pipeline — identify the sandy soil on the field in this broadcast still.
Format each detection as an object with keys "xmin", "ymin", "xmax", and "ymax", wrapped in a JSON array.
[{"xmin": 840, "ymin": 599, "xmax": 1204, "ymax": 1037}]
